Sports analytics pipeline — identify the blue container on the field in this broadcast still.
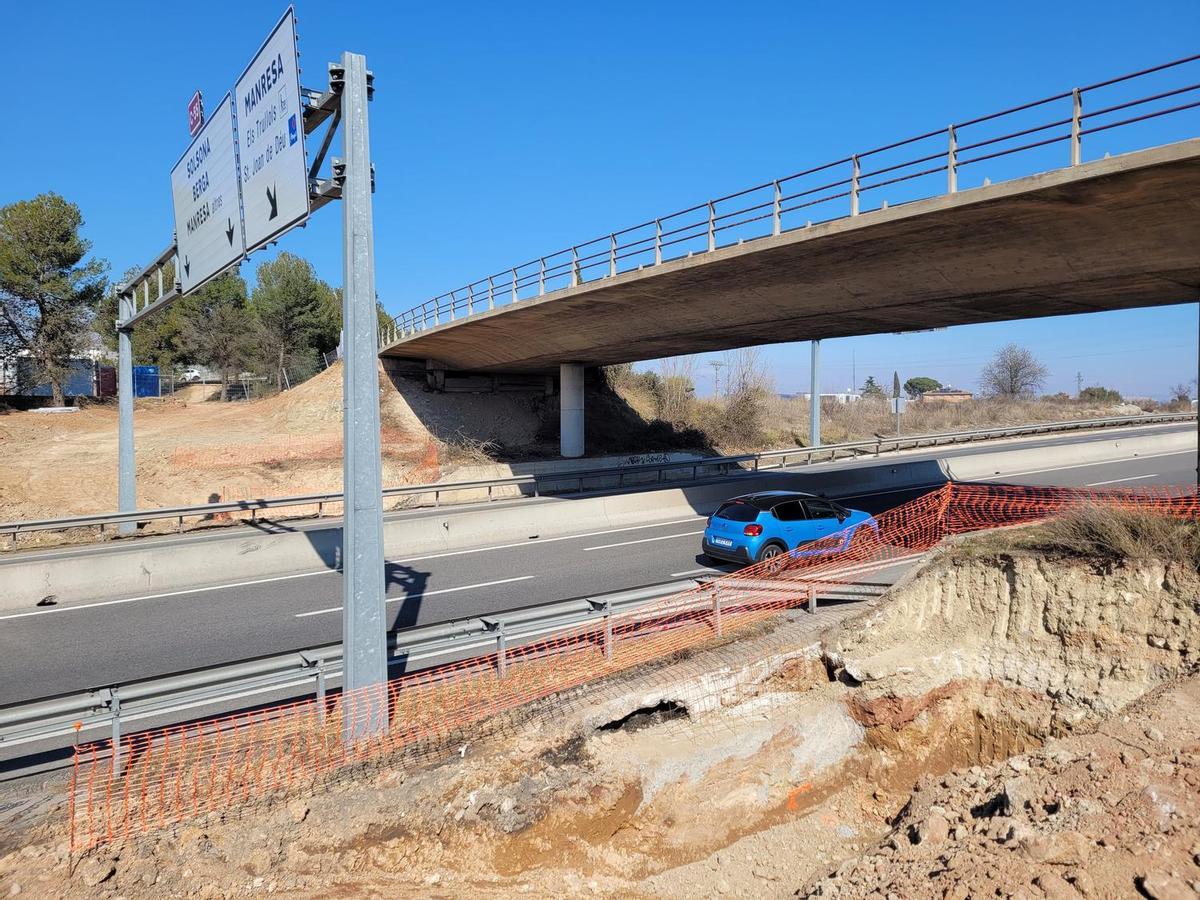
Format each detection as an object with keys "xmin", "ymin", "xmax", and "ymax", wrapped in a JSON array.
[
  {"xmin": 133, "ymin": 365, "xmax": 160, "ymax": 398},
  {"xmin": 20, "ymin": 358, "xmax": 95, "ymax": 398}
]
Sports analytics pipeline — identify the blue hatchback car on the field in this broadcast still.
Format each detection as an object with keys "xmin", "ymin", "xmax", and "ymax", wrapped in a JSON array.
[{"xmin": 701, "ymin": 490, "xmax": 878, "ymax": 566}]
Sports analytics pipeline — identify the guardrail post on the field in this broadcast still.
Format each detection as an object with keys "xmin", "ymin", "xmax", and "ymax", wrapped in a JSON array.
[
  {"xmin": 707, "ymin": 201, "xmax": 716, "ymax": 251},
  {"xmin": 570, "ymin": 247, "xmax": 580, "ymax": 286},
  {"xmin": 496, "ymin": 623, "xmax": 507, "ymax": 679},
  {"xmin": 511, "ymin": 268, "xmax": 518, "ymax": 303},
  {"xmin": 772, "ymin": 181, "xmax": 782, "ymax": 235},
  {"xmin": 654, "ymin": 219, "xmax": 663, "ymax": 264},
  {"xmin": 449, "ymin": 289, "xmax": 456, "ymax": 321},
  {"xmin": 609, "ymin": 234, "xmax": 617, "ymax": 277},
  {"xmin": 467, "ymin": 283, "xmax": 475, "ymax": 315},
  {"xmin": 947, "ymin": 125, "xmax": 958, "ymax": 193},
  {"xmin": 109, "ymin": 688, "xmax": 122, "ymax": 771},
  {"xmin": 487, "ymin": 275, "xmax": 495, "ymax": 310},
  {"xmin": 315, "ymin": 663, "xmax": 327, "ymax": 728},
  {"xmin": 850, "ymin": 156, "xmax": 861, "ymax": 216},
  {"xmin": 539, "ymin": 257, "xmax": 546, "ymax": 295},
  {"xmin": 603, "ymin": 600, "xmax": 613, "ymax": 661},
  {"xmin": 807, "ymin": 584, "xmax": 817, "ymax": 614},
  {"xmin": 1070, "ymin": 88, "xmax": 1082, "ymax": 166},
  {"xmin": 712, "ymin": 587, "xmax": 723, "ymax": 636}
]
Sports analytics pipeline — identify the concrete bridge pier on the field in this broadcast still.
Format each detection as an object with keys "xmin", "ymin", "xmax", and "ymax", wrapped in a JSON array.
[{"xmin": 560, "ymin": 363, "xmax": 585, "ymax": 458}]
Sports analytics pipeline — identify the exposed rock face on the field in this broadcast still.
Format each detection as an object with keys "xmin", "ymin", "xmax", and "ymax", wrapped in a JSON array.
[
  {"xmin": 827, "ymin": 551, "xmax": 1199, "ymax": 725},
  {"xmin": 800, "ymin": 548, "xmax": 1200, "ymax": 900}
]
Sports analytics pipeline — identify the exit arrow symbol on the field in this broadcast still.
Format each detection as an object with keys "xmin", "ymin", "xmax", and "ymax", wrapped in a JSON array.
[
  {"xmin": 225, "ymin": 218, "xmax": 235, "ymax": 246},
  {"xmin": 183, "ymin": 256, "xmax": 191, "ymax": 278},
  {"xmin": 266, "ymin": 184, "xmax": 278, "ymax": 220}
]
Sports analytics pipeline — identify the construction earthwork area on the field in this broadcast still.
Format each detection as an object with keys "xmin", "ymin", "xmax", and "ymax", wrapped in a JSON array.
[{"xmin": 1, "ymin": 485, "xmax": 1198, "ymax": 898}]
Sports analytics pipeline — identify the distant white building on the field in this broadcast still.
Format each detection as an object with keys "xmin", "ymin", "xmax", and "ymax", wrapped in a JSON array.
[{"xmin": 785, "ymin": 391, "xmax": 862, "ymax": 405}]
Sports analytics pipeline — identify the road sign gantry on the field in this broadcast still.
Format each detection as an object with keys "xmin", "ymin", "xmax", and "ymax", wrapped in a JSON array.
[{"xmin": 113, "ymin": 8, "xmax": 387, "ymax": 738}]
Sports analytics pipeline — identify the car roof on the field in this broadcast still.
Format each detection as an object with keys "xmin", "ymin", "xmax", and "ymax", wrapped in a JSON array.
[{"xmin": 722, "ymin": 490, "xmax": 818, "ymax": 511}]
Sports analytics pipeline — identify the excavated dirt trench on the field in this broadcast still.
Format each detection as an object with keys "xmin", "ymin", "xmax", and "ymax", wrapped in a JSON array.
[{"xmin": 3, "ymin": 540, "xmax": 1197, "ymax": 898}]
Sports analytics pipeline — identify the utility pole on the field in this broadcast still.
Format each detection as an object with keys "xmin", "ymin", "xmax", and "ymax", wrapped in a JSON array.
[
  {"xmin": 1076, "ymin": 371, "xmax": 1083, "ymax": 398},
  {"xmin": 809, "ymin": 340, "xmax": 821, "ymax": 447},
  {"xmin": 708, "ymin": 360, "xmax": 724, "ymax": 398}
]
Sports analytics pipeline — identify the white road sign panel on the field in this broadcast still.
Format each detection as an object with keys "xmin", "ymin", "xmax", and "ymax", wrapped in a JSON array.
[
  {"xmin": 235, "ymin": 7, "xmax": 309, "ymax": 253},
  {"xmin": 170, "ymin": 93, "xmax": 244, "ymax": 296}
]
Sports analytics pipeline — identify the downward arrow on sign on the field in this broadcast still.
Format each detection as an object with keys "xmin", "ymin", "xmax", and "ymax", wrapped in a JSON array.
[
  {"xmin": 184, "ymin": 257, "xmax": 191, "ymax": 278},
  {"xmin": 266, "ymin": 184, "xmax": 278, "ymax": 220},
  {"xmin": 225, "ymin": 218, "xmax": 235, "ymax": 246}
]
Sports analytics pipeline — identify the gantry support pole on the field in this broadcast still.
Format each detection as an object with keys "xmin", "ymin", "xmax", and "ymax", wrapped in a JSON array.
[
  {"xmin": 340, "ymin": 50, "xmax": 387, "ymax": 740},
  {"xmin": 117, "ymin": 293, "xmax": 136, "ymax": 536}
]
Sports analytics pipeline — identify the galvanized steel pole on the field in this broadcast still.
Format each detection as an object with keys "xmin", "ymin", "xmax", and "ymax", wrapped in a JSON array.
[
  {"xmin": 809, "ymin": 339, "xmax": 821, "ymax": 448},
  {"xmin": 340, "ymin": 51, "xmax": 387, "ymax": 740},
  {"xmin": 116, "ymin": 293, "xmax": 136, "ymax": 536}
]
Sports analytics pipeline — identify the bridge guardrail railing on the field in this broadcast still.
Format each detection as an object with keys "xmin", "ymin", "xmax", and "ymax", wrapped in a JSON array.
[
  {"xmin": 0, "ymin": 413, "xmax": 1193, "ymax": 544},
  {"xmin": 383, "ymin": 52, "xmax": 1200, "ymax": 344}
]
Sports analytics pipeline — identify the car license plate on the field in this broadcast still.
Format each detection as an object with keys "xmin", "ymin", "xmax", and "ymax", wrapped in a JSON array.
[{"xmin": 712, "ymin": 537, "xmax": 734, "ymax": 547}]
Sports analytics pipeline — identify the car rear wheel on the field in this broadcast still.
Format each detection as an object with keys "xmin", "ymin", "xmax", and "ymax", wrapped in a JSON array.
[{"xmin": 755, "ymin": 541, "xmax": 787, "ymax": 573}]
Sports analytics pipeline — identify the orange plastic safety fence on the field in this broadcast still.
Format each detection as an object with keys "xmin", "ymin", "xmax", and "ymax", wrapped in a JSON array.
[{"xmin": 67, "ymin": 481, "xmax": 1198, "ymax": 851}]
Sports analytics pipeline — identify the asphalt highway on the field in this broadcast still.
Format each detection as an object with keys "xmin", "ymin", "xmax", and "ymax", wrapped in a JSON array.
[{"xmin": 0, "ymin": 429, "xmax": 1194, "ymax": 706}]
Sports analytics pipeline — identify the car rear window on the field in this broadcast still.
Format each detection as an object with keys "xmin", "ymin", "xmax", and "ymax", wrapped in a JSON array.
[{"xmin": 714, "ymin": 502, "xmax": 759, "ymax": 522}]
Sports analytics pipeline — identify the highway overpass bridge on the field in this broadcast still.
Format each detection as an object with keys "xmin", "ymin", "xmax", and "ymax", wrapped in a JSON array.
[
  {"xmin": 380, "ymin": 55, "xmax": 1200, "ymax": 455},
  {"xmin": 383, "ymin": 139, "xmax": 1200, "ymax": 455},
  {"xmin": 381, "ymin": 140, "xmax": 1200, "ymax": 372}
]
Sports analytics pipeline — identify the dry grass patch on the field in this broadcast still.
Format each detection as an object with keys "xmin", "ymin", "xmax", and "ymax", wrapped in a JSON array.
[{"xmin": 959, "ymin": 504, "xmax": 1200, "ymax": 570}]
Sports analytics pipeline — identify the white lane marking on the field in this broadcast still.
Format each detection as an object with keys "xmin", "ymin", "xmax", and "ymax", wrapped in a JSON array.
[
  {"xmin": 395, "ymin": 517, "xmax": 707, "ymax": 564},
  {"xmin": 294, "ymin": 575, "xmax": 537, "ymax": 618},
  {"xmin": 584, "ymin": 531, "xmax": 705, "ymax": 552},
  {"xmin": 0, "ymin": 570, "xmax": 330, "ymax": 621},
  {"xmin": 961, "ymin": 449, "xmax": 1193, "ymax": 481},
  {"xmin": 1087, "ymin": 474, "xmax": 1159, "ymax": 486},
  {"xmin": 0, "ymin": 519, "xmax": 703, "ymax": 618}
]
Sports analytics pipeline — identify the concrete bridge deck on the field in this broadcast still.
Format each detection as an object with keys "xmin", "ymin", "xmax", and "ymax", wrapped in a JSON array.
[{"xmin": 380, "ymin": 139, "xmax": 1200, "ymax": 373}]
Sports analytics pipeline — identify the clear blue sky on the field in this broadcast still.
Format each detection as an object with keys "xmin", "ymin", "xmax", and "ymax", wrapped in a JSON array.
[{"xmin": 3, "ymin": 1, "xmax": 1197, "ymax": 398}]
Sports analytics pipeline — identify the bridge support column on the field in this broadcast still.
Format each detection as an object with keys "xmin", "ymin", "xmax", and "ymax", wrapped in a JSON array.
[
  {"xmin": 117, "ymin": 293, "xmax": 136, "ymax": 536},
  {"xmin": 560, "ymin": 363, "xmax": 585, "ymax": 458},
  {"xmin": 809, "ymin": 339, "xmax": 821, "ymax": 448}
]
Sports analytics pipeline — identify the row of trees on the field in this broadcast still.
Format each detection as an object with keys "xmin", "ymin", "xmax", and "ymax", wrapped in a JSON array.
[
  {"xmin": 96, "ymin": 252, "xmax": 346, "ymax": 398},
  {"xmin": 1, "ymin": 192, "xmax": 390, "ymax": 404}
]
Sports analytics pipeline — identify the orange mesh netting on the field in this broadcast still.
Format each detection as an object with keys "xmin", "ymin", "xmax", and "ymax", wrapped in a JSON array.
[{"xmin": 67, "ymin": 481, "xmax": 1199, "ymax": 851}]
